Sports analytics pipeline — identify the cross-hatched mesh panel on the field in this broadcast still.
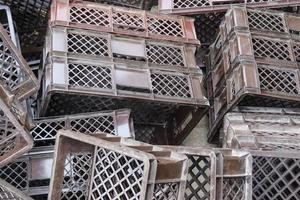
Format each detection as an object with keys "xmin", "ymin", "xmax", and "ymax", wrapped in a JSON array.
[
  {"xmin": 67, "ymin": 33, "xmax": 109, "ymax": 57},
  {"xmin": 173, "ymin": 0, "xmax": 210, "ymax": 8},
  {"xmin": 146, "ymin": 44, "xmax": 185, "ymax": 67},
  {"xmin": 252, "ymin": 37, "xmax": 292, "ymax": 61},
  {"xmin": 195, "ymin": 13, "xmax": 224, "ymax": 46},
  {"xmin": 253, "ymin": 156, "xmax": 300, "ymax": 200},
  {"xmin": 185, "ymin": 155, "xmax": 211, "ymax": 199},
  {"xmin": 258, "ymin": 143, "xmax": 300, "ymax": 151},
  {"xmin": 0, "ymin": 37, "xmax": 29, "ymax": 89},
  {"xmin": 31, "ymin": 121, "xmax": 65, "ymax": 144},
  {"xmin": 134, "ymin": 124, "xmax": 156, "ymax": 144},
  {"xmin": 0, "ymin": 111, "xmax": 17, "ymax": 142},
  {"xmin": 258, "ymin": 66, "xmax": 299, "ymax": 95},
  {"xmin": 113, "ymin": 11, "xmax": 144, "ymax": 32},
  {"xmin": 90, "ymin": 147, "xmax": 145, "ymax": 200},
  {"xmin": 152, "ymin": 182, "xmax": 180, "ymax": 200},
  {"xmin": 292, "ymin": 42, "xmax": 300, "ymax": 62},
  {"xmin": 0, "ymin": 161, "xmax": 28, "ymax": 191},
  {"xmin": 68, "ymin": 63, "xmax": 112, "ymax": 89},
  {"xmin": 151, "ymin": 73, "xmax": 191, "ymax": 98},
  {"xmin": 70, "ymin": 6, "xmax": 110, "ymax": 27},
  {"xmin": 70, "ymin": 115, "xmax": 115, "ymax": 135},
  {"xmin": 0, "ymin": 184, "xmax": 23, "ymax": 200},
  {"xmin": 247, "ymin": 11, "xmax": 286, "ymax": 33},
  {"xmin": 61, "ymin": 153, "xmax": 92, "ymax": 200},
  {"xmin": 0, "ymin": 136, "xmax": 17, "ymax": 157},
  {"xmin": 147, "ymin": 17, "xmax": 183, "ymax": 37},
  {"xmin": 223, "ymin": 177, "xmax": 245, "ymax": 200},
  {"xmin": 92, "ymin": 0, "xmax": 146, "ymax": 9}
]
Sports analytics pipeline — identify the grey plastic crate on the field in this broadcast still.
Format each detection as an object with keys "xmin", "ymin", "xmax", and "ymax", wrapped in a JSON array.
[{"xmin": 32, "ymin": 109, "xmax": 134, "ymax": 147}]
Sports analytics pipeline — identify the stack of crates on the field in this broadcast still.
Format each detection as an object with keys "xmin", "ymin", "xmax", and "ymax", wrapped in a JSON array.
[
  {"xmin": 223, "ymin": 107, "xmax": 300, "ymax": 200},
  {"xmin": 38, "ymin": 0, "xmax": 209, "ymax": 144},
  {"xmin": 207, "ymin": 6, "xmax": 300, "ymax": 142}
]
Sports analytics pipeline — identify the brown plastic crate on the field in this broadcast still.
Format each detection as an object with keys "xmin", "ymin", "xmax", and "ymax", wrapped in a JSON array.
[
  {"xmin": 223, "ymin": 108, "xmax": 300, "ymax": 200},
  {"xmin": 48, "ymin": 130, "xmax": 188, "ymax": 199},
  {"xmin": 0, "ymin": 178, "xmax": 33, "ymax": 200},
  {"xmin": 0, "ymin": 23, "xmax": 38, "ymax": 100},
  {"xmin": 158, "ymin": 0, "xmax": 300, "ymax": 15},
  {"xmin": 223, "ymin": 7, "xmax": 300, "ymax": 41},
  {"xmin": 50, "ymin": 1, "xmax": 199, "ymax": 45},
  {"xmin": 86, "ymin": 0, "xmax": 155, "ymax": 10},
  {"xmin": 0, "ymin": 83, "xmax": 34, "ymax": 166},
  {"xmin": 44, "ymin": 26, "xmax": 200, "ymax": 73},
  {"xmin": 161, "ymin": 146, "xmax": 252, "ymax": 200},
  {"xmin": 32, "ymin": 109, "xmax": 134, "ymax": 147},
  {"xmin": 223, "ymin": 107, "xmax": 300, "ymax": 150}
]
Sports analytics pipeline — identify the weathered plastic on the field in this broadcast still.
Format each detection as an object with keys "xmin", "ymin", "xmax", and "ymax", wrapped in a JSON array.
[
  {"xmin": 0, "ymin": 23, "xmax": 38, "ymax": 100},
  {"xmin": 48, "ymin": 129, "xmax": 188, "ymax": 200},
  {"xmin": 32, "ymin": 109, "xmax": 135, "ymax": 146},
  {"xmin": 158, "ymin": 0, "xmax": 300, "ymax": 15},
  {"xmin": 161, "ymin": 146, "xmax": 252, "ymax": 200},
  {"xmin": 0, "ymin": 178, "xmax": 33, "ymax": 200},
  {"xmin": 50, "ymin": 0, "xmax": 200, "ymax": 45},
  {"xmin": 0, "ymin": 83, "xmax": 34, "ymax": 166}
]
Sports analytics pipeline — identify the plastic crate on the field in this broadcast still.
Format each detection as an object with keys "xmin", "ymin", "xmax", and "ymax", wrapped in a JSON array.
[
  {"xmin": 0, "ymin": 23, "xmax": 38, "ymax": 100},
  {"xmin": 32, "ymin": 109, "xmax": 134, "ymax": 147},
  {"xmin": 0, "ymin": 5, "xmax": 18, "ymax": 46},
  {"xmin": 0, "ymin": 147, "xmax": 53, "ymax": 196},
  {"xmin": 161, "ymin": 146, "xmax": 252, "ymax": 200},
  {"xmin": 158, "ymin": 0, "xmax": 300, "ymax": 15},
  {"xmin": 223, "ymin": 107, "xmax": 300, "ymax": 150},
  {"xmin": 50, "ymin": 1, "xmax": 199, "ymax": 45},
  {"xmin": 0, "ymin": 178, "xmax": 33, "ymax": 199},
  {"xmin": 45, "ymin": 26, "xmax": 200, "ymax": 73},
  {"xmin": 86, "ymin": 0, "xmax": 155, "ymax": 10},
  {"xmin": 0, "ymin": 83, "xmax": 34, "ymax": 166},
  {"xmin": 223, "ymin": 108, "xmax": 300, "ymax": 200},
  {"xmin": 48, "ymin": 130, "xmax": 188, "ymax": 199}
]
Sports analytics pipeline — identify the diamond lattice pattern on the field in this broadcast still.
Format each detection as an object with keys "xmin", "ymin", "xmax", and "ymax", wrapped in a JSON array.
[
  {"xmin": 68, "ymin": 64, "xmax": 112, "ymax": 89},
  {"xmin": 247, "ymin": 11, "xmax": 285, "ymax": 33},
  {"xmin": 258, "ymin": 65, "xmax": 299, "ymax": 95},
  {"xmin": 67, "ymin": 33, "xmax": 110, "ymax": 57},
  {"xmin": 146, "ymin": 43, "xmax": 185, "ymax": 67},
  {"xmin": 252, "ymin": 37, "xmax": 291, "ymax": 61},
  {"xmin": 152, "ymin": 182, "xmax": 180, "ymax": 200},
  {"xmin": 90, "ymin": 147, "xmax": 145, "ymax": 200},
  {"xmin": 61, "ymin": 153, "xmax": 92, "ymax": 200},
  {"xmin": 70, "ymin": 6, "xmax": 110, "ymax": 27},
  {"xmin": 253, "ymin": 156, "xmax": 300, "ymax": 200},
  {"xmin": 0, "ymin": 37, "xmax": 28, "ymax": 90},
  {"xmin": 70, "ymin": 115, "xmax": 115, "ymax": 135},
  {"xmin": 185, "ymin": 155, "xmax": 211, "ymax": 199},
  {"xmin": 147, "ymin": 17, "xmax": 183, "ymax": 37},
  {"xmin": 0, "ymin": 161, "xmax": 28, "ymax": 191},
  {"xmin": 173, "ymin": 0, "xmax": 210, "ymax": 8},
  {"xmin": 151, "ymin": 73, "xmax": 191, "ymax": 98},
  {"xmin": 223, "ymin": 177, "xmax": 245, "ymax": 200}
]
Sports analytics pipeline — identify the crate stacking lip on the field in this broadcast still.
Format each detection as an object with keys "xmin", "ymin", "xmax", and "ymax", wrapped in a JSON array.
[
  {"xmin": 158, "ymin": 0, "xmax": 300, "ymax": 15},
  {"xmin": 48, "ymin": 130, "xmax": 188, "ymax": 200},
  {"xmin": 161, "ymin": 146, "xmax": 252, "ymax": 200},
  {"xmin": 50, "ymin": 1, "xmax": 200, "ymax": 45}
]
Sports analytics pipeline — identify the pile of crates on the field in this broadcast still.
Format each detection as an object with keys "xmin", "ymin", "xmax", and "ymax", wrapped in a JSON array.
[{"xmin": 0, "ymin": 0, "xmax": 299, "ymax": 200}]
